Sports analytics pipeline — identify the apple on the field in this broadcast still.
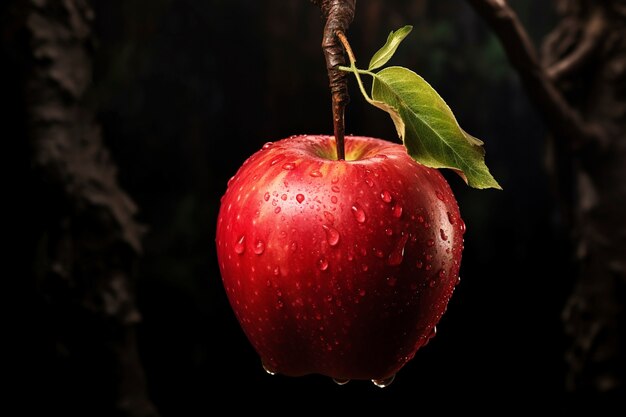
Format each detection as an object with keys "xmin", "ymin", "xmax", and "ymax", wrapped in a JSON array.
[{"xmin": 216, "ymin": 135, "xmax": 464, "ymax": 386}]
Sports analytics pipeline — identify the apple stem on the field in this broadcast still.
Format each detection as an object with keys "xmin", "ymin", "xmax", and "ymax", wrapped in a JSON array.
[
  {"xmin": 332, "ymin": 91, "xmax": 346, "ymax": 160},
  {"xmin": 313, "ymin": 0, "xmax": 356, "ymax": 161},
  {"xmin": 331, "ymin": 30, "xmax": 360, "ymax": 161}
]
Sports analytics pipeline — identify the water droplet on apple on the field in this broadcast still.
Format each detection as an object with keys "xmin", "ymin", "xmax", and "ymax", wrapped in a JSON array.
[
  {"xmin": 427, "ymin": 239, "xmax": 435, "ymax": 247},
  {"xmin": 385, "ymin": 228, "xmax": 393, "ymax": 236},
  {"xmin": 276, "ymin": 300, "xmax": 284, "ymax": 309},
  {"xmin": 429, "ymin": 279, "xmax": 437, "ymax": 288},
  {"xmin": 440, "ymin": 229, "xmax": 448, "ymax": 241},
  {"xmin": 310, "ymin": 170, "xmax": 322, "ymax": 177},
  {"xmin": 274, "ymin": 207, "xmax": 281, "ymax": 214},
  {"xmin": 254, "ymin": 240, "xmax": 265, "ymax": 255},
  {"xmin": 361, "ymin": 264, "xmax": 368, "ymax": 272},
  {"xmin": 262, "ymin": 142, "xmax": 273, "ymax": 150},
  {"xmin": 227, "ymin": 176, "xmax": 235, "ymax": 187},
  {"xmin": 296, "ymin": 194, "xmax": 305, "ymax": 203},
  {"xmin": 262, "ymin": 363, "xmax": 277, "ymax": 375},
  {"xmin": 351, "ymin": 203, "xmax": 366, "ymax": 223},
  {"xmin": 387, "ymin": 233, "xmax": 409, "ymax": 266},
  {"xmin": 439, "ymin": 269, "xmax": 446, "ymax": 279},
  {"xmin": 459, "ymin": 218, "xmax": 466, "ymax": 235},
  {"xmin": 447, "ymin": 211, "xmax": 455, "ymax": 225},
  {"xmin": 436, "ymin": 191, "xmax": 444, "ymax": 201},
  {"xmin": 365, "ymin": 177, "xmax": 374, "ymax": 187},
  {"xmin": 274, "ymin": 267, "xmax": 280, "ymax": 276},
  {"xmin": 270, "ymin": 155, "xmax": 284, "ymax": 166},
  {"xmin": 264, "ymin": 192, "xmax": 270, "ymax": 201},
  {"xmin": 358, "ymin": 288, "xmax": 366, "ymax": 297},
  {"xmin": 416, "ymin": 260, "xmax": 423, "ymax": 269},
  {"xmin": 322, "ymin": 224, "xmax": 340, "ymax": 246},
  {"xmin": 324, "ymin": 211, "xmax": 335, "ymax": 223},
  {"xmin": 282, "ymin": 162, "xmax": 296, "ymax": 170},
  {"xmin": 331, "ymin": 177, "xmax": 339, "ymax": 184},
  {"xmin": 290, "ymin": 241, "xmax": 298, "ymax": 252},
  {"xmin": 417, "ymin": 215, "xmax": 424, "ymax": 223},
  {"xmin": 333, "ymin": 378, "xmax": 350, "ymax": 385},
  {"xmin": 375, "ymin": 249, "xmax": 384, "ymax": 258},
  {"xmin": 234, "ymin": 235, "xmax": 246, "ymax": 254},
  {"xmin": 429, "ymin": 326, "xmax": 437, "ymax": 338},
  {"xmin": 318, "ymin": 257, "xmax": 329, "ymax": 271},
  {"xmin": 281, "ymin": 194, "xmax": 287, "ymax": 201},
  {"xmin": 424, "ymin": 326, "xmax": 437, "ymax": 346},
  {"xmin": 331, "ymin": 196, "xmax": 338, "ymax": 204},
  {"xmin": 380, "ymin": 190, "xmax": 392, "ymax": 203},
  {"xmin": 425, "ymin": 264, "xmax": 432, "ymax": 271},
  {"xmin": 425, "ymin": 254, "xmax": 433, "ymax": 261},
  {"xmin": 392, "ymin": 203, "xmax": 403, "ymax": 218},
  {"xmin": 331, "ymin": 185, "xmax": 340, "ymax": 193},
  {"xmin": 372, "ymin": 374, "xmax": 395, "ymax": 388}
]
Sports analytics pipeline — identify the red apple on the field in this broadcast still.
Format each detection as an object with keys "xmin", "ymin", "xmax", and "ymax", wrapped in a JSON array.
[{"xmin": 216, "ymin": 135, "xmax": 464, "ymax": 385}]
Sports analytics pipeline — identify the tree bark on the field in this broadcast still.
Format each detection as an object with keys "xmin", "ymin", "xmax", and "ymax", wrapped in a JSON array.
[
  {"xmin": 468, "ymin": 0, "xmax": 626, "ymax": 392},
  {"xmin": 9, "ymin": 0, "xmax": 158, "ymax": 414}
]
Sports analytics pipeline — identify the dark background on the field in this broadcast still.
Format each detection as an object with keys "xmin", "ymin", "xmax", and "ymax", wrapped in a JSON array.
[{"xmin": 21, "ymin": 0, "xmax": 587, "ymax": 413}]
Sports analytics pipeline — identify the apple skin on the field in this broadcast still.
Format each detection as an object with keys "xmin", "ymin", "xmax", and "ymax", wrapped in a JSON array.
[{"xmin": 216, "ymin": 135, "xmax": 464, "ymax": 381}]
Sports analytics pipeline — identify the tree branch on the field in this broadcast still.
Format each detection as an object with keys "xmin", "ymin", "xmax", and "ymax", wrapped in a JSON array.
[
  {"xmin": 311, "ymin": 0, "xmax": 356, "ymax": 160},
  {"xmin": 466, "ymin": 0, "xmax": 606, "ymax": 149},
  {"xmin": 545, "ymin": 5, "xmax": 606, "ymax": 81}
]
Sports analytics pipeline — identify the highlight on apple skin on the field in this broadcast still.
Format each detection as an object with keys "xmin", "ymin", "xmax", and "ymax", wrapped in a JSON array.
[{"xmin": 216, "ymin": 135, "xmax": 465, "ymax": 386}]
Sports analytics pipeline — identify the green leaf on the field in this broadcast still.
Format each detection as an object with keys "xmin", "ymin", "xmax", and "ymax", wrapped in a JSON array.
[
  {"xmin": 371, "ymin": 67, "xmax": 501, "ymax": 189},
  {"xmin": 368, "ymin": 25, "xmax": 413, "ymax": 71}
]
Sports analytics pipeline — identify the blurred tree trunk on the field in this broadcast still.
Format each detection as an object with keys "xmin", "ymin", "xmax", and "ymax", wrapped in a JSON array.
[
  {"xmin": 5, "ymin": 0, "xmax": 158, "ymax": 415},
  {"xmin": 468, "ymin": 0, "xmax": 625, "ymax": 392},
  {"xmin": 545, "ymin": 1, "xmax": 626, "ymax": 393}
]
